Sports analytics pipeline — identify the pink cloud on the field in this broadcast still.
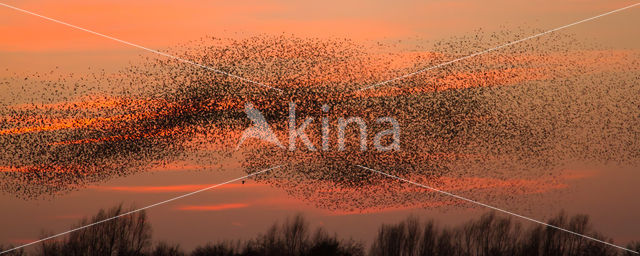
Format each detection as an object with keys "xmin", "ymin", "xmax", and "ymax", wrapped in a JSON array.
[
  {"xmin": 176, "ymin": 203, "xmax": 249, "ymax": 212},
  {"xmin": 91, "ymin": 183, "xmax": 264, "ymax": 193}
]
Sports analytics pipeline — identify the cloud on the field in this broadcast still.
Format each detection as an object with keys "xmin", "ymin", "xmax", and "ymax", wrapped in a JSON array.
[
  {"xmin": 176, "ymin": 203, "xmax": 249, "ymax": 212},
  {"xmin": 91, "ymin": 183, "xmax": 264, "ymax": 193}
]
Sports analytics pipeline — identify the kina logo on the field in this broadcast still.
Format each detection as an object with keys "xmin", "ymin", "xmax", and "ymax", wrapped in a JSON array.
[{"xmin": 236, "ymin": 102, "xmax": 401, "ymax": 152}]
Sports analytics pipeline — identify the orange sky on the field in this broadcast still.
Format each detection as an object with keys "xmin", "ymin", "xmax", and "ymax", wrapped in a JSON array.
[{"xmin": 1, "ymin": 1, "xmax": 638, "ymax": 55}]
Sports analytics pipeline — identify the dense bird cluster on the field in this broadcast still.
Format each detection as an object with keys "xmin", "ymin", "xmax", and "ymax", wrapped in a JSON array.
[{"xmin": 0, "ymin": 30, "xmax": 638, "ymax": 213}]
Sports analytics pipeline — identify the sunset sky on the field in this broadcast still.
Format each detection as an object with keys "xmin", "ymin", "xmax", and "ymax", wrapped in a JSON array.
[{"xmin": 1, "ymin": 0, "xmax": 639, "ymax": 253}]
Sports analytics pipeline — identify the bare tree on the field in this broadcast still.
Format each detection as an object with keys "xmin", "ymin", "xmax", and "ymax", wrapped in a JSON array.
[{"xmin": 37, "ymin": 204, "xmax": 152, "ymax": 256}]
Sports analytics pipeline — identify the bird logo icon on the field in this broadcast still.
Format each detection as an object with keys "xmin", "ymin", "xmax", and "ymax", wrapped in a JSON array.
[{"xmin": 236, "ymin": 102, "xmax": 284, "ymax": 150}]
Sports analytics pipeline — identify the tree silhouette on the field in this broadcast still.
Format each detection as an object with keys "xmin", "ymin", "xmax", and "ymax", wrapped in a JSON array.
[
  {"xmin": 37, "ymin": 204, "xmax": 151, "ymax": 256},
  {"xmin": 369, "ymin": 211, "xmax": 631, "ymax": 256},
  {"xmin": 4, "ymin": 204, "xmax": 636, "ymax": 256}
]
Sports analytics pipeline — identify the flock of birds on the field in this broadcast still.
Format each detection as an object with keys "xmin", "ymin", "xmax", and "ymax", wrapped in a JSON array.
[{"xmin": 0, "ymin": 28, "xmax": 638, "ymax": 212}]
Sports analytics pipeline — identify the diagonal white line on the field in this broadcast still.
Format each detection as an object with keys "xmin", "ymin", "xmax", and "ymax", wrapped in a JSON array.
[
  {"xmin": 356, "ymin": 164, "xmax": 639, "ymax": 254},
  {"xmin": 357, "ymin": 2, "xmax": 640, "ymax": 92},
  {"xmin": 0, "ymin": 164, "xmax": 283, "ymax": 255},
  {"xmin": 0, "ymin": 2, "xmax": 283, "ymax": 93}
]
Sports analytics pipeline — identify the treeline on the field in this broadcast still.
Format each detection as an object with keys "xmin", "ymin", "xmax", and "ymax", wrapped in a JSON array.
[
  {"xmin": 369, "ymin": 212, "xmax": 639, "ymax": 256},
  {"xmin": 1, "ymin": 205, "xmax": 638, "ymax": 256}
]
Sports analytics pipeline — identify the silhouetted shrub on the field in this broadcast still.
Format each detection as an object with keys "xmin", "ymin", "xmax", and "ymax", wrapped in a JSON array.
[
  {"xmin": 151, "ymin": 242, "xmax": 185, "ymax": 256},
  {"xmin": 626, "ymin": 241, "xmax": 640, "ymax": 256},
  {"xmin": 0, "ymin": 245, "xmax": 25, "ymax": 256}
]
